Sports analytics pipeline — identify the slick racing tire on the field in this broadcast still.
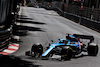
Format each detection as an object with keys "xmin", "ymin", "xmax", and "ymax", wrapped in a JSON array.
[
  {"xmin": 31, "ymin": 43, "xmax": 43, "ymax": 58},
  {"xmin": 61, "ymin": 46, "xmax": 72, "ymax": 60},
  {"xmin": 87, "ymin": 43, "xmax": 98, "ymax": 56}
]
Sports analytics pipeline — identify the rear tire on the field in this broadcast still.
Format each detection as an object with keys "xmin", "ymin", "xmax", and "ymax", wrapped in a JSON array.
[{"xmin": 87, "ymin": 43, "xmax": 98, "ymax": 56}]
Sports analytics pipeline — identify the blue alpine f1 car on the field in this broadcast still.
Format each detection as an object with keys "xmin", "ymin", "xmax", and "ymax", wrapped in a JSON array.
[{"xmin": 25, "ymin": 34, "xmax": 99, "ymax": 60}]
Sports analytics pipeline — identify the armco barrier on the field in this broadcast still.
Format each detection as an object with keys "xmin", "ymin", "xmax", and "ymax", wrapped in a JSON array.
[
  {"xmin": 41, "ymin": 1, "xmax": 100, "ymax": 32},
  {"xmin": 64, "ymin": 12, "xmax": 100, "ymax": 31},
  {"xmin": 81, "ymin": 18, "xmax": 100, "ymax": 31},
  {"xmin": 53, "ymin": 7, "xmax": 63, "ymax": 16},
  {"xmin": 64, "ymin": 12, "xmax": 79, "ymax": 23}
]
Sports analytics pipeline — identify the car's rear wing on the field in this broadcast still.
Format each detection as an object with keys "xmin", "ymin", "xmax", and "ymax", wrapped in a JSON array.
[{"xmin": 73, "ymin": 34, "xmax": 94, "ymax": 43}]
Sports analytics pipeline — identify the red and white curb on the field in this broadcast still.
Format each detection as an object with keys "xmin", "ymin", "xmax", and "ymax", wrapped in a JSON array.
[{"xmin": 0, "ymin": 43, "xmax": 19, "ymax": 55}]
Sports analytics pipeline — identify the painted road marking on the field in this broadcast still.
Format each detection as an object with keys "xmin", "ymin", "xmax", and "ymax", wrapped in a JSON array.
[
  {"xmin": 0, "ymin": 52, "xmax": 10, "ymax": 55},
  {"xmin": 9, "ymin": 46, "xmax": 18, "ymax": 49},
  {"xmin": 3, "ymin": 50, "xmax": 15, "ymax": 53},
  {"xmin": 7, "ymin": 48, "xmax": 17, "ymax": 51},
  {"xmin": 0, "ymin": 43, "xmax": 19, "ymax": 55},
  {"xmin": 9, "ymin": 44, "xmax": 19, "ymax": 47}
]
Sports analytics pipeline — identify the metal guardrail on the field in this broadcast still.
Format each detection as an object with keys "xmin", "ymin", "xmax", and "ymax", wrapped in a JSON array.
[
  {"xmin": 66, "ymin": 5, "xmax": 100, "ymax": 22},
  {"xmin": 41, "ymin": 1, "xmax": 100, "ymax": 22},
  {"xmin": 40, "ymin": 1, "xmax": 100, "ymax": 31}
]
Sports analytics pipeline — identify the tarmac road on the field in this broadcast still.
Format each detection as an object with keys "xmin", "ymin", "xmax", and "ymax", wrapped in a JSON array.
[{"xmin": 12, "ymin": 7, "xmax": 100, "ymax": 67}]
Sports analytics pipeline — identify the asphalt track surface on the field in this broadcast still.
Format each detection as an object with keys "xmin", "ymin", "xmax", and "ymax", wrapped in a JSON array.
[{"xmin": 11, "ymin": 7, "xmax": 100, "ymax": 67}]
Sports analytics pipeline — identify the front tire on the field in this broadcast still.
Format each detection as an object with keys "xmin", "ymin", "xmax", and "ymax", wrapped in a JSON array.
[
  {"xmin": 31, "ymin": 43, "xmax": 43, "ymax": 58},
  {"xmin": 61, "ymin": 46, "xmax": 72, "ymax": 60}
]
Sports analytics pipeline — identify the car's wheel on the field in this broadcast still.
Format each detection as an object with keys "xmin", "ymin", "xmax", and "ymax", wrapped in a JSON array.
[
  {"xmin": 31, "ymin": 43, "xmax": 43, "ymax": 58},
  {"xmin": 87, "ymin": 43, "xmax": 98, "ymax": 56},
  {"xmin": 61, "ymin": 46, "xmax": 72, "ymax": 60}
]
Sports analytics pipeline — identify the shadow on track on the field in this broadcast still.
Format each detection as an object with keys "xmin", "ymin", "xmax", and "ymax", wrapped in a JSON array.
[
  {"xmin": 14, "ymin": 25, "xmax": 44, "ymax": 31},
  {"xmin": 20, "ymin": 18, "xmax": 33, "ymax": 20},
  {"xmin": 16, "ymin": 19, "xmax": 46, "ymax": 25},
  {"xmin": 18, "ymin": 15, "xmax": 33, "ymax": 20},
  {"xmin": 72, "ymin": 54, "xmax": 88, "ymax": 59},
  {"xmin": 0, "ymin": 55, "xmax": 40, "ymax": 67},
  {"xmin": 24, "ymin": 54, "xmax": 89, "ymax": 62},
  {"xmin": 12, "ymin": 25, "xmax": 45, "ymax": 36},
  {"xmin": 15, "ymin": 14, "xmax": 46, "ymax": 36}
]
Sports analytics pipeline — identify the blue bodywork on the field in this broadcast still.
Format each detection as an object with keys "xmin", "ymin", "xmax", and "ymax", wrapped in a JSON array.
[{"xmin": 42, "ymin": 35, "xmax": 81, "ymax": 57}]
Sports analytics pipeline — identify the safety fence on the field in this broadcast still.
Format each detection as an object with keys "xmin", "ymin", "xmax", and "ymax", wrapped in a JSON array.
[
  {"xmin": 66, "ymin": 5, "xmax": 100, "ymax": 22},
  {"xmin": 40, "ymin": 1, "xmax": 100, "ymax": 32},
  {"xmin": 64, "ymin": 5, "xmax": 100, "ymax": 32}
]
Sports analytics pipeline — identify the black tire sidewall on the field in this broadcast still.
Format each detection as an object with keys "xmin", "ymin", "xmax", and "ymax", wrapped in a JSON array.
[
  {"xmin": 61, "ymin": 47, "xmax": 72, "ymax": 60},
  {"xmin": 31, "ymin": 44, "xmax": 43, "ymax": 57},
  {"xmin": 87, "ymin": 45, "xmax": 98, "ymax": 56}
]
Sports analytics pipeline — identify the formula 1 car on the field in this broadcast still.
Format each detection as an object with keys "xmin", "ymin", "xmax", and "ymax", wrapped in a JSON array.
[{"xmin": 25, "ymin": 34, "xmax": 99, "ymax": 60}]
